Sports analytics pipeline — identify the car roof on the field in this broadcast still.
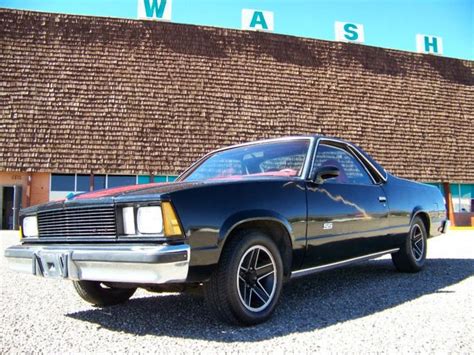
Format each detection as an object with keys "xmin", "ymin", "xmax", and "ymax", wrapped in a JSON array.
[{"xmin": 215, "ymin": 135, "xmax": 346, "ymax": 152}]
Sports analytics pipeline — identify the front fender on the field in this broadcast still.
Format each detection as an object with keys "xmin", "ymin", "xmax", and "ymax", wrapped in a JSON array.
[{"xmin": 167, "ymin": 179, "xmax": 307, "ymax": 282}]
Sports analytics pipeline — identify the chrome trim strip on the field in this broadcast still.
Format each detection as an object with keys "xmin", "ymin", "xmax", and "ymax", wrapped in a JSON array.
[
  {"xmin": 347, "ymin": 144, "xmax": 388, "ymax": 182},
  {"xmin": 301, "ymin": 137, "xmax": 317, "ymax": 180},
  {"xmin": 290, "ymin": 248, "xmax": 399, "ymax": 279},
  {"xmin": 346, "ymin": 145, "xmax": 378, "ymax": 185},
  {"xmin": 203, "ymin": 136, "xmax": 315, "ymax": 156},
  {"xmin": 5, "ymin": 243, "xmax": 190, "ymax": 284},
  {"xmin": 306, "ymin": 136, "xmax": 321, "ymax": 180}
]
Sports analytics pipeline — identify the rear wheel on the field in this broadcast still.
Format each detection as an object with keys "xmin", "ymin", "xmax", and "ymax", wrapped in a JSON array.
[
  {"xmin": 73, "ymin": 280, "xmax": 136, "ymax": 306},
  {"xmin": 391, "ymin": 216, "xmax": 427, "ymax": 272},
  {"xmin": 204, "ymin": 230, "xmax": 283, "ymax": 325}
]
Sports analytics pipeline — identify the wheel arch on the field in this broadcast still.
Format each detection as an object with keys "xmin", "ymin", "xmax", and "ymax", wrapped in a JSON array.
[
  {"xmin": 411, "ymin": 208, "xmax": 431, "ymax": 237},
  {"xmin": 219, "ymin": 211, "xmax": 294, "ymax": 277}
]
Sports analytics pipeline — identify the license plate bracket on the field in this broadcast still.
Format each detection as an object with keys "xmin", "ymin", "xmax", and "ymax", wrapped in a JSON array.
[{"xmin": 33, "ymin": 251, "xmax": 70, "ymax": 279}]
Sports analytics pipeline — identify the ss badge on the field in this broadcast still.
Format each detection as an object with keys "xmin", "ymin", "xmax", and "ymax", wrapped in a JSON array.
[{"xmin": 323, "ymin": 222, "xmax": 333, "ymax": 230}]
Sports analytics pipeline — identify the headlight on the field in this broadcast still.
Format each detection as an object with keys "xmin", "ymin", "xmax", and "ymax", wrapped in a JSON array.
[
  {"xmin": 23, "ymin": 216, "xmax": 39, "ymax": 238},
  {"xmin": 120, "ymin": 203, "xmax": 183, "ymax": 237},
  {"xmin": 137, "ymin": 206, "xmax": 163, "ymax": 234},
  {"xmin": 122, "ymin": 207, "xmax": 136, "ymax": 235}
]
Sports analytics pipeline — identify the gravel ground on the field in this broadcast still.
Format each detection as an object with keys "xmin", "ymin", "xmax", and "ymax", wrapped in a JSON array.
[{"xmin": 1, "ymin": 230, "xmax": 473, "ymax": 353}]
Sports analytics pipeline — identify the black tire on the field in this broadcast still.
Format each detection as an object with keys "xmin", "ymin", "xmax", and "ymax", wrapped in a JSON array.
[
  {"xmin": 204, "ymin": 230, "xmax": 284, "ymax": 326},
  {"xmin": 391, "ymin": 216, "xmax": 428, "ymax": 273},
  {"xmin": 73, "ymin": 280, "xmax": 136, "ymax": 306}
]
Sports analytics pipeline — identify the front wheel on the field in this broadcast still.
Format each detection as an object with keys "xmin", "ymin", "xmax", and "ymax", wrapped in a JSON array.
[
  {"xmin": 73, "ymin": 280, "xmax": 136, "ymax": 306},
  {"xmin": 391, "ymin": 216, "xmax": 428, "ymax": 273},
  {"xmin": 204, "ymin": 230, "xmax": 284, "ymax": 325}
]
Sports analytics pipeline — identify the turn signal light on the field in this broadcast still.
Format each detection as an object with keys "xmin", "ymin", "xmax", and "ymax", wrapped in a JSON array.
[{"xmin": 161, "ymin": 202, "xmax": 183, "ymax": 237}]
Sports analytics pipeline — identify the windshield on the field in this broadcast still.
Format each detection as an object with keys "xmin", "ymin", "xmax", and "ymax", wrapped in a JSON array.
[{"xmin": 182, "ymin": 139, "xmax": 311, "ymax": 182}]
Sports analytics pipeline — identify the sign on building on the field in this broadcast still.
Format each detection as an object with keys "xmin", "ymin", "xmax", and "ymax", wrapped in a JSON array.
[
  {"xmin": 137, "ymin": 0, "xmax": 172, "ymax": 21},
  {"xmin": 335, "ymin": 21, "xmax": 365, "ymax": 43},
  {"xmin": 241, "ymin": 9, "xmax": 274, "ymax": 32},
  {"xmin": 416, "ymin": 34, "xmax": 443, "ymax": 55}
]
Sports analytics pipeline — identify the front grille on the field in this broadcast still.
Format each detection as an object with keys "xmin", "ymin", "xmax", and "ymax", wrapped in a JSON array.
[{"xmin": 38, "ymin": 205, "xmax": 116, "ymax": 238}]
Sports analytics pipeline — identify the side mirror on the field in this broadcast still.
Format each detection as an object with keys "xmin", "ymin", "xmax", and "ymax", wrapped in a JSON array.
[{"xmin": 315, "ymin": 166, "xmax": 340, "ymax": 184}]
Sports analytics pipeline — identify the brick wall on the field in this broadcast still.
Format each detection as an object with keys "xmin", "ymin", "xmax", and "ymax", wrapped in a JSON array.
[{"xmin": 0, "ymin": 9, "xmax": 473, "ymax": 182}]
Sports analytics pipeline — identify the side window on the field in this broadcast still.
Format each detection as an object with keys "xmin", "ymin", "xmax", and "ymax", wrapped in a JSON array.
[{"xmin": 312, "ymin": 144, "xmax": 373, "ymax": 185}]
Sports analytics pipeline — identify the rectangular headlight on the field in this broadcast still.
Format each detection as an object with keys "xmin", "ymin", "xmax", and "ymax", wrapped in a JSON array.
[
  {"xmin": 122, "ymin": 207, "xmax": 136, "ymax": 235},
  {"xmin": 137, "ymin": 206, "xmax": 163, "ymax": 234},
  {"xmin": 23, "ymin": 216, "xmax": 39, "ymax": 238}
]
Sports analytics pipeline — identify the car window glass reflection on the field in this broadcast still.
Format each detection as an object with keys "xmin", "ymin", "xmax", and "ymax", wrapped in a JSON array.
[
  {"xmin": 184, "ymin": 140, "xmax": 310, "ymax": 182},
  {"xmin": 313, "ymin": 145, "xmax": 373, "ymax": 185}
]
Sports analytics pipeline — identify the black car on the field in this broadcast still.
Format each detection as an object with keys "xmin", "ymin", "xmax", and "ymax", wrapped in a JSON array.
[{"xmin": 5, "ymin": 136, "xmax": 448, "ymax": 325}]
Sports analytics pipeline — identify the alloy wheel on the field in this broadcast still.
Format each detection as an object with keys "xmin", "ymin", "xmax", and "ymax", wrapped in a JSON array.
[
  {"xmin": 410, "ymin": 224, "xmax": 425, "ymax": 261},
  {"xmin": 237, "ymin": 245, "xmax": 277, "ymax": 312}
]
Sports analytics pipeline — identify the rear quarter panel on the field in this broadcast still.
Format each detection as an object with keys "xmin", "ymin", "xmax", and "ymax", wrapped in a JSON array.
[
  {"xmin": 382, "ymin": 175, "xmax": 446, "ymax": 244},
  {"xmin": 166, "ymin": 179, "xmax": 307, "ymax": 282}
]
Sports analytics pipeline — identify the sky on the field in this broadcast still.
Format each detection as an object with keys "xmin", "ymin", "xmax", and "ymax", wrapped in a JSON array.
[{"xmin": 1, "ymin": 0, "xmax": 472, "ymax": 60}]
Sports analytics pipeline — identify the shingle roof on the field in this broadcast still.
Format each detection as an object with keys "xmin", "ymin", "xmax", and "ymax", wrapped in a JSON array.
[{"xmin": 0, "ymin": 9, "xmax": 473, "ymax": 182}]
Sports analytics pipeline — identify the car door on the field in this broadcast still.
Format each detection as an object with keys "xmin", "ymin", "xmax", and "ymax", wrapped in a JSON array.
[{"xmin": 303, "ymin": 141, "xmax": 390, "ymax": 268}]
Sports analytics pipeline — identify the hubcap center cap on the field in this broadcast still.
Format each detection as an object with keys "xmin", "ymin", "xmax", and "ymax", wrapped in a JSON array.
[{"xmin": 246, "ymin": 270, "xmax": 257, "ymax": 284}]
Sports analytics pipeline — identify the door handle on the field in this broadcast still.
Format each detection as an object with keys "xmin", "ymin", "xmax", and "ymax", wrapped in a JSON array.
[{"xmin": 379, "ymin": 196, "xmax": 387, "ymax": 203}]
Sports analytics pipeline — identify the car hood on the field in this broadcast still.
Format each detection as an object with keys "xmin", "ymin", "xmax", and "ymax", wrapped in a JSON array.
[
  {"xmin": 19, "ymin": 181, "xmax": 203, "ymax": 214},
  {"xmin": 72, "ymin": 181, "xmax": 201, "ymax": 200},
  {"xmin": 72, "ymin": 174, "xmax": 295, "ymax": 201},
  {"xmin": 20, "ymin": 176, "xmax": 294, "ymax": 214}
]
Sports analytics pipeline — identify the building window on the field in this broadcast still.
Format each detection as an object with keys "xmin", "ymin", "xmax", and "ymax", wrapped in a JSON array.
[
  {"xmin": 155, "ymin": 175, "xmax": 167, "ymax": 183},
  {"xmin": 459, "ymin": 184, "xmax": 474, "ymax": 213},
  {"xmin": 93, "ymin": 175, "xmax": 106, "ymax": 190},
  {"xmin": 76, "ymin": 174, "xmax": 90, "ymax": 192},
  {"xmin": 138, "ymin": 175, "xmax": 151, "ymax": 184},
  {"xmin": 50, "ymin": 173, "xmax": 179, "ymax": 201},
  {"xmin": 51, "ymin": 174, "xmax": 75, "ymax": 191},
  {"xmin": 451, "ymin": 183, "xmax": 474, "ymax": 213},
  {"xmin": 107, "ymin": 175, "xmax": 136, "ymax": 188}
]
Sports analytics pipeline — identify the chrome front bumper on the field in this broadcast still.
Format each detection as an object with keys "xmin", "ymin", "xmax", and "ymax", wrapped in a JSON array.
[{"xmin": 4, "ymin": 243, "xmax": 190, "ymax": 284}]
